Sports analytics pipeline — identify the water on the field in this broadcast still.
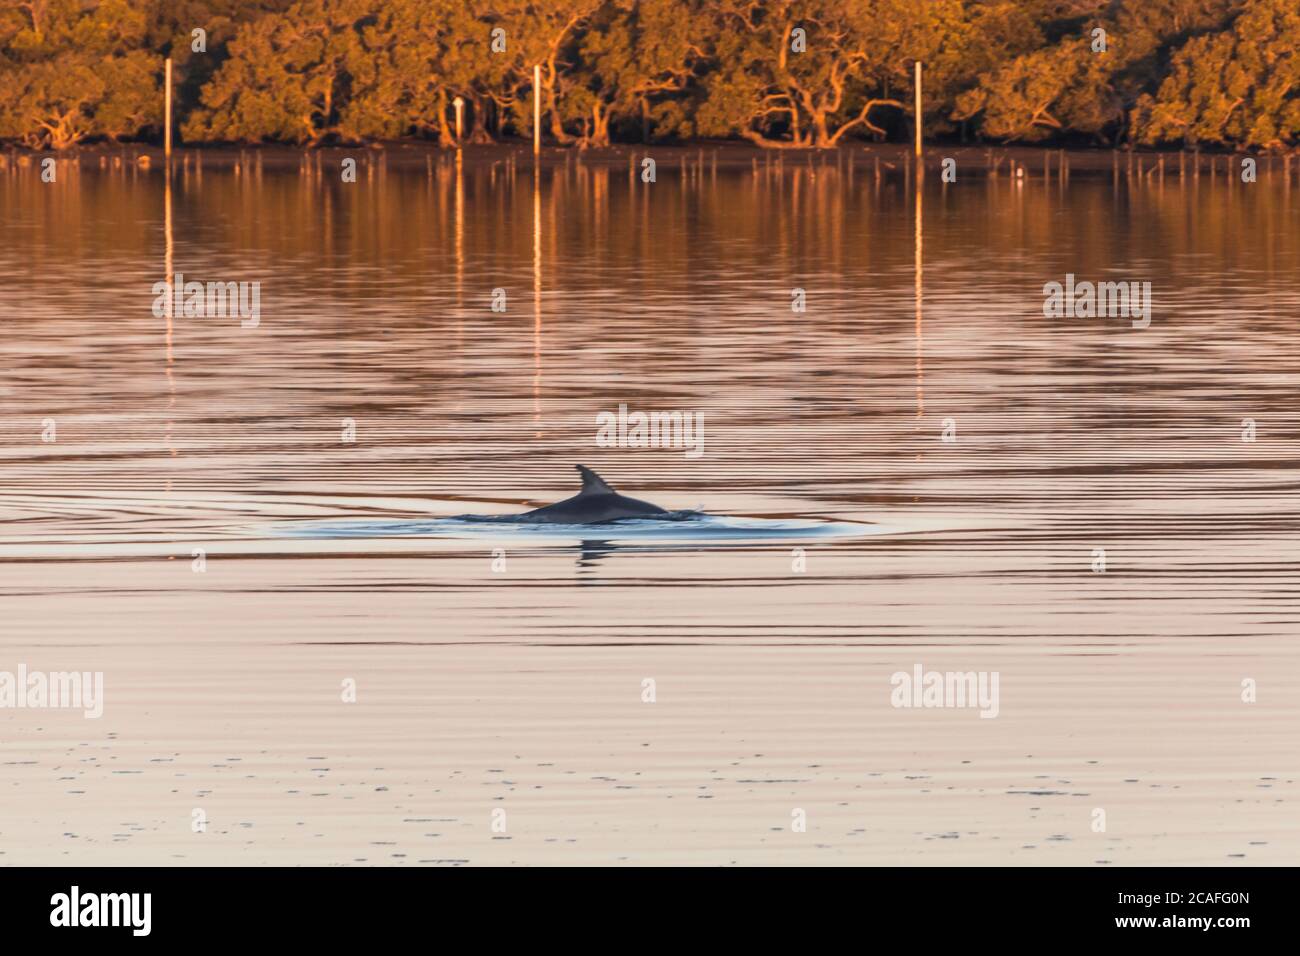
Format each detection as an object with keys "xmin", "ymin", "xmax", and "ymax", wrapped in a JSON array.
[
  {"xmin": 271, "ymin": 513, "xmax": 884, "ymax": 542},
  {"xmin": 0, "ymin": 149, "xmax": 1296, "ymax": 865}
]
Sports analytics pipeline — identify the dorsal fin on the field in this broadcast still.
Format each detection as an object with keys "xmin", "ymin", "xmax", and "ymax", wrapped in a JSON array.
[{"xmin": 575, "ymin": 464, "xmax": 614, "ymax": 495}]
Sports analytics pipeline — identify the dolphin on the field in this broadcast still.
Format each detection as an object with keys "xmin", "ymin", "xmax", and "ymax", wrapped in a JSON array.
[{"xmin": 516, "ymin": 465, "xmax": 674, "ymax": 524}]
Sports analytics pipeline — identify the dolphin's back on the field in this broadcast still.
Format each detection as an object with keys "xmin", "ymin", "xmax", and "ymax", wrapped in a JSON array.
[
  {"xmin": 519, "ymin": 491, "xmax": 667, "ymax": 524},
  {"xmin": 517, "ymin": 466, "xmax": 669, "ymax": 524}
]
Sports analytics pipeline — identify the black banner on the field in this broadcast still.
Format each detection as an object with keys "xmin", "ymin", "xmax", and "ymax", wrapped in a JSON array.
[{"xmin": 0, "ymin": 866, "xmax": 1280, "ymax": 943}]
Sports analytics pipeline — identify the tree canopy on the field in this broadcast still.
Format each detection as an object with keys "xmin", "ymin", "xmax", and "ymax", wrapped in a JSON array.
[{"xmin": 1, "ymin": 0, "xmax": 1296, "ymax": 149}]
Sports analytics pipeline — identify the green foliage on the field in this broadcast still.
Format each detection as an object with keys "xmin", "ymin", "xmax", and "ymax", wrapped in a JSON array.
[
  {"xmin": 0, "ymin": 0, "xmax": 159, "ymax": 148},
  {"xmin": 181, "ymin": 0, "xmax": 374, "ymax": 144},
  {"xmin": 693, "ymin": 0, "xmax": 965, "ymax": 147},
  {"xmin": 1133, "ymin": 0, "xmax": 1300, "ymax": 148},
  {"xmin": 953, "ymin": 37, "xmax": 1120, "ymax": 142},
  {"xmin": 568, "ymin": 0, "xmax": 704, "ymax": 145},
  {"xmin": 0, "ymin": 0, "xmax": 1297, "ymax": 149}
]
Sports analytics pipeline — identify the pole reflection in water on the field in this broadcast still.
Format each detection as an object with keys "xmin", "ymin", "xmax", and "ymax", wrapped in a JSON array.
[
  {"xmin": 533, "ymin": 167, "xmax": 543, "ymax": 435},
  {"xmin": 163, "ymin": 169, "xmax": 176, "ymax": 489},
  {"xmin": 914, "ymin": 177, "xmax": 924, "ymax": 457}
]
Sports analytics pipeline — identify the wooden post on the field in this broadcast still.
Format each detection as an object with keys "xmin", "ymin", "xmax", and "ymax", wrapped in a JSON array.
[
  {"xmin": 164, "ymin": 57, "xmax": 173, "ymax": 159},
  {"xmin": 913, "ymin": 61, "xmax": 923, "ymax": 159},
  {"xmin": 532, "ymin": 64, "xmax": 541, "ymax": 156}
]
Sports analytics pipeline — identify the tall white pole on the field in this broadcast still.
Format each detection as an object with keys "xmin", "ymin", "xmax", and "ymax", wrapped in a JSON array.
[
  {"xmin": 914, "ymin": 61, "xmax": 922, "ymax": 159},
  {"xmin": 533, "ymin": 64, "xmax": 541, "ymax": 156},
  {"xmin": 165, "ymin": 57, "xmax": 173, "ymax": 159}
]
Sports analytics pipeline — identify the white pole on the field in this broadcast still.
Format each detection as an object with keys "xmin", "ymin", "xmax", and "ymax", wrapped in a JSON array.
[
  {"xmin": 165, "ymin": 57, "xmax": 173, "ymax": 159},
  {"xmin": 914, "ymin": 61, "xmax": 922, "ymax": 159},
  {"xmin": 453, "ymin": 96, "xmax": 464, "ymax": 142},
  {"xmin": 533, "ymin": 64, "xmax": 541, "ymax": 156}
]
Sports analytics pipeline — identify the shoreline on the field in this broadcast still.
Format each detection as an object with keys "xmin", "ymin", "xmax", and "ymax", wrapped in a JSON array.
[{"xmin": 0, "ymin": 140, "xmax": 1289, "ymax": 178}]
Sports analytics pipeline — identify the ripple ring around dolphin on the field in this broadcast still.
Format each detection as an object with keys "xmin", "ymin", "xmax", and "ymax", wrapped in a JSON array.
[
  {"xmin": 270, "ymin": 512, "xmax": 891, "ymax": 544},
  {"xmin": 263, "ymin": 465, "xmax": 894, "ymax": 544},
  {"xmin": 265, "ymin": 464, "xmax": 893, "ymax": 544}
]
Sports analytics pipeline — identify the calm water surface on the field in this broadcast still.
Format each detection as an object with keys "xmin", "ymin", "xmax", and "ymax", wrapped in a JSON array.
[{"xmin": 0, "ymin": 150, "xmax": 1296, "ymax": 864}]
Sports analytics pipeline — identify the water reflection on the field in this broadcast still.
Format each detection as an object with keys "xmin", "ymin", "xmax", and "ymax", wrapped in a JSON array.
[
  {"xmin": 914, "ymin": 177, "xmax": 923, "ymax": 435},
  {"xmin": 1, "ymin": 150, "xmax": 1298, "ymax": 864},
  {"xmin": 163, "ymin": 167, "xmax": 176, "ymax": 490},
  {"xmin": 533, "ymin": 166, "xmax": 543, "ymax": 433},
  {"xmin": 576, "ymin": 539, "xmax": 615, "ymax": 574}
]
